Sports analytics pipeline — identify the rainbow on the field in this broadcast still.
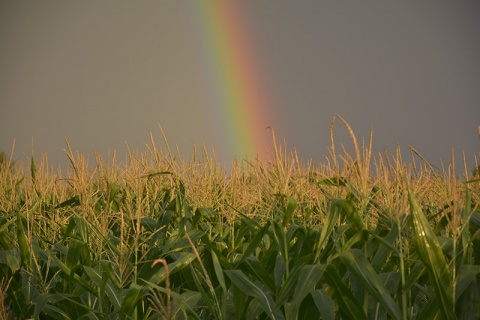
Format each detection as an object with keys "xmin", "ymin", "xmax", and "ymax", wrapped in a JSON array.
[{"xmin": 185, "ymin": 1, "xmax": 274, "ymax": 160}]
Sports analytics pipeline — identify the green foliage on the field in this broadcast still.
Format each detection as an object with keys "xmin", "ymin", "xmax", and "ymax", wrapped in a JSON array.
[
  {"xmin": 1, "ymin": 128, "xmax": 479, "ymax": 318},
  {"xmin": 1, "ymin": 175, "xmax": 478, "ymax": 319}
]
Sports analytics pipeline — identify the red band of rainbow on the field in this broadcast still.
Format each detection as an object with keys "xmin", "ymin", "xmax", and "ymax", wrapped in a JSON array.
[{"xmin": 186, "ymin": 1, "xmax": 274, "ymax": 160}]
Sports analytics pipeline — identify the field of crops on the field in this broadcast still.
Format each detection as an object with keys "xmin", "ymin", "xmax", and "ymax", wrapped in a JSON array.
[{"xmin": 1, "ymin": 123, "xmax": 480, "ymax": 319}]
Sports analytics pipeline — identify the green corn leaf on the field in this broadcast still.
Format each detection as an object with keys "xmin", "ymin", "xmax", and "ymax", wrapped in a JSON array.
[
  {"xmin": 66, "ymin": 239, "xmax": 88, "ymax": 269},
  {"xmin": 145, "ymin": 252, "xmax": 197, "ymax": 284},
  {"xmin": 455, "ymin": 265, "xmax": 480, "ymax": 300},
  {"xmin": 47, "ymin": 250, "xmax": 94, "ymax": 293},
  {"xmin": 140, "ymin": 217, "xmax": 157, "ymax": 232},
  {"xmin": 408, "ymin": 187, "xmax": 455, "ymax": 320},
  {"xmin": 0, "ymin": 212, "xmax": 15, "ymax": 249},
  {"xmin": 0, "ymin": 250, "xmax": 21, "ymax": 274},
  {"xmin": 285, "ymin": 224, "xmax": 303, "ymax": 243},
  {"xmin": 317, "ymin": 176, "xmax": 347, "ymax": 187},
  {"xmin": 417, "ymin": 297, "xmax": 444, "ymax": 320},
  {"xmin": 34, "ymin": 293, "xmax": 72, "ymax": 320},
  {"xmin": 55, "ymin": 195, "xmax": 81, "ymax": 209},
  {"xmin": 470, "ymin": 211, "xmax": 480, "ymax": 234},
  {"xmin": 379, "ymin": 272, "xmax": 401, "ymax": 295},
  {"xmin": 101, "ymin": 260, "xmax": 121, "ymax": 296},
  {"xmin": 73, "ymin": 215, "xmax": 88, "ymax": 243},
  {"xmin": 341, "ymin": 198, "xmax": 364, "ymax": 233},
  {"xmin": 70, "ymin": 220, "xmax": 122, "ymax": 265},
  {"xmin": 247, "ymin": 299, "xmax": 266, "ymax": 319},
  {"xmin": 371, "ymin": 224, "xmax": 399, "ymax": 271},
  {"xmin": 142, "ymin": 280, "xmax": 202, "ymax": 320},
  {"xmin": 244, "ymin": 258, "xmax": 276, "ymax": 293},
  {"xmin": 459, "ymin": 187, "xmax": 472, "ymax": 266},
  {"xmin": 404, "ymin": 260, "xmax": 426, "ymax": 291},
  {"xmin": 163, "ymin": 229, "xmax": 204, "ymax": 254},
  {"xmin": 179, "ymin": 290, "xmax": 203, "ymax": 319},
  {"xmin": 82, "ymin": 313, "xmax": 103, "ymax": 320},
  {"xmin": 119, "ymin": 283, "xmax": 148, "ymax": 315},
  {"xmin": 455, "ymin": 266, "xmax": 480, "ymax": 319},
  {"xmin": 340, "ymin": 249, "xmax": 402, "ymax": 319},
  {"xmin": 230, "ymin": 279, "xmax": 251, "ymax": 320},
  {"xmin": 33, "ymin": 293, "xmax": 49, "ymax": 319},
  {"xmin": 226, "ymin": 269, "xmax": 285, "ymax": 320},
  {"xmin": 211, "ymin": 250, "xmax": 227, "ymax": 293},
  {"xmin": 272, "ymin": 220, "xmax": 289, "ymax": 271},
  {"xmin": 141, "ymin": 170, "xmax": 172, "ymax": 179},
  {"xmin": 83, "ymin": 266, "xmax": 121, "ymax": 310},
  {"xmin": 321, "ymin": 264, "xmax": 367, "ymax": 320},
  {"xmin": 189, "ymin": 262, "xmax": 222, "ymax": 319},
  {"xmin": 338, "ymin": 230, "xmax": 366, "ymax": 256},
  {"xmin": 274, "ymin": 254, "xmax": 286, "ymax": 289},
  {"xmin": 236, "ymin": 210, "xmax": 262, "ymax": 229},
  {"xmin": 286, "ymin": 224, "xmax": 307, "ymax": 260},
  {"xmin": 196, "ymin": 207, "xmax": 216, "ymax": 218},
  {"xmin": 275, "ymin": 255, "xmax": 312, "ymax": 306},
  {"xmin": 16, "ymin": 212, "xmax": 30, "ymax": 269},
  {"xmin": 34, "ymin": 293, "xmax": 102, "ymax": 319},
  {"xmin": 310, "ymin": 289, "xmax": 335, "ymax": 320},
  {"xmin": 288, "ymin": 264, "xmax": 325, "ymax": 320},
  {"xmin": 157, "ymin": 210, "xmax": 172, "ymax": 236},
  {"xmin": 238, "ymin": 224, "xmax": 269, "ymax": 263},
  {"xmin": 39, "ymin": 303, "xmax": 73, "ymax": 319},
  {"xmin": 314, "ymin": 200, "xmax": 342, "ymax": 262},
  {"xmin": 283, "ymin": 196, "xmax": 296, "ymax": 227}
]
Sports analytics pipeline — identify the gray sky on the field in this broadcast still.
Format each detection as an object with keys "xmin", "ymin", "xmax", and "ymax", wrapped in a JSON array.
[{"xmin": 1, "ymin": 1, "xmax": 479, "ymax": 171}]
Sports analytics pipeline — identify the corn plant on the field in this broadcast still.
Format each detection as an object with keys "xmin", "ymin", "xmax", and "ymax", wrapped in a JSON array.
[{"xmin": 1, "ymin": 119, "xmax": 479, "ymax": 318}]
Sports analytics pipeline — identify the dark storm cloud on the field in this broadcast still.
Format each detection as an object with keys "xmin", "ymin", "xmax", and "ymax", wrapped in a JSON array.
[{"xmin": 1, "ymin": 1, "xmax": 479, "ymax": 170}]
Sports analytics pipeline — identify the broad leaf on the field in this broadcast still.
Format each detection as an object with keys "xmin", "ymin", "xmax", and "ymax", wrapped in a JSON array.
[
  {"xmin": 288, "ymin": 264, "xmax": 325, "ymax": 319},
  {"xmin": 341, "ymin": 249, "xmax": 402, "ymax": 319},
  {"xmin": 408, "ymin": 187, "xmax": 455, "ymax": 320},
  {"xmin": 226, "ymin": 270, "xmax": 285, "ymax": 320},
  {"xmin": 321, "ymin": 264, "xmax": 367, "ymax": 320}
]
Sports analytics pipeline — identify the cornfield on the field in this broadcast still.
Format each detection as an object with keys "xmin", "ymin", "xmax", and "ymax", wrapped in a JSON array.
[{"xmin": 1, "ymin": 118, "xmax": 479, "ymax": 319}]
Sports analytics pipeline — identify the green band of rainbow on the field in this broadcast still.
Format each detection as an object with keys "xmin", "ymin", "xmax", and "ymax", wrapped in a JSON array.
[{"xmin": 186, "ymin": 1, "xmax": 273, "ymax": 160}]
